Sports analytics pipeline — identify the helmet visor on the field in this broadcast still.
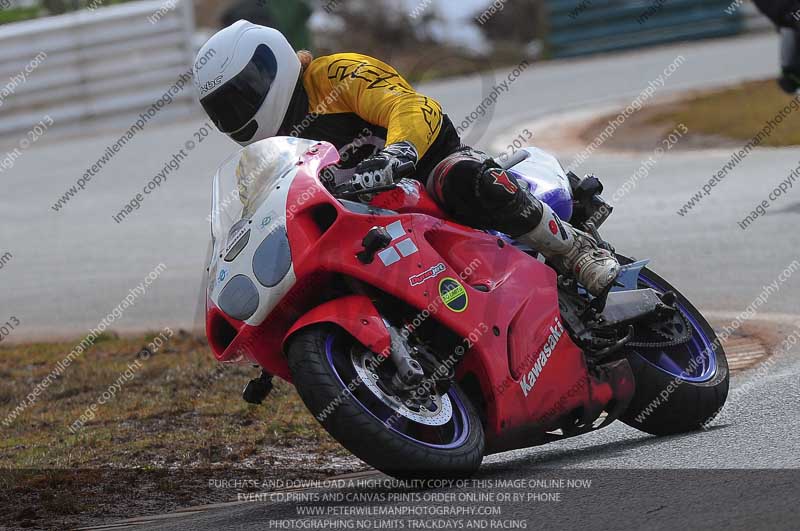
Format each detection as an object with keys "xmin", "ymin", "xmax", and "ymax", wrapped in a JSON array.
[{"xmin": 200, "ymin": 44, "xmax": 278, "ymax": 134}]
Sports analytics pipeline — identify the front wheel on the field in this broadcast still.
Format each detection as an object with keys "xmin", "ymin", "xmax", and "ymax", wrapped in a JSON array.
[
  {"xmin": 287, "ymin": 325, "xmax": 485, "ymax": 478},
  {"xmin": 618, "ymin": 259, "xmax": 729, "ymax": 436}
]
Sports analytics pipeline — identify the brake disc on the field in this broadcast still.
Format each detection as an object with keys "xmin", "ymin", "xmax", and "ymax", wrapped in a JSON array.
[{"xmin": 350, "ymin": 347, "xmax": 453, "ymax": 426}]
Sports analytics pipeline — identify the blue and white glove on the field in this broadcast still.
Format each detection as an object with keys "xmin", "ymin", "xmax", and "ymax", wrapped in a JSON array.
[{"xmin": 350, "ymin": 141, "xmax": 419, "ymax": 199}]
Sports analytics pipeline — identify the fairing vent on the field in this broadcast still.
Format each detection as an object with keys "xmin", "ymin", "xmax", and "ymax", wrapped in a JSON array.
[
  {"xmin": 208, "ymin": 311, "xmax": 238, "ymax": 355},
  {"xmin": 312, "ymin": 203, "xmax": 338, "ymax": 233}
]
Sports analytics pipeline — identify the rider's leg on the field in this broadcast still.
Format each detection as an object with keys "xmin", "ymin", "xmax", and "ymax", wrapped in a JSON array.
[
  {"xmin": 751, "ymin": 0, "xmax": 798, "ymax": 28},
  {"xmin": 779, "ymin": 28, "xmax": 800, "ymax": 93},
  {"xmin": 427, "ymin": 148, "xmax": 620, "ymax": 296},
  {"xmin": 752, "ymin": 0, "xmax": 800, "ymax": 93}
]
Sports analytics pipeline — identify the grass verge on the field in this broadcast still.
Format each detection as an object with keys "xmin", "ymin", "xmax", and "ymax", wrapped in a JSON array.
[
  {"xmin": 581, "ymin": 79, "xmax": 800, "ymax": 151},
  {"xmin": 0, "ymin": 331, "xmax": 366, "ymax": 529}
]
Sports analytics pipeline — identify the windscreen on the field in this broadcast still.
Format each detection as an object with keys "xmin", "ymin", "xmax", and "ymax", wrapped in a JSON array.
[{"xmin": 209, "ymin": 136, "xmax": 318, "ymax": 257}]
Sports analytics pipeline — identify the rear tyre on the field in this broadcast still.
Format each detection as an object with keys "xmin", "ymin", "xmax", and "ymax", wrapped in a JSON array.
[
  {"xmin": 287, "ymin": 325, "xmax": 485, "ymax": 478},
  {"xmin": 619, "ymin": 261, "xmax": 729, "ymax": 436}
]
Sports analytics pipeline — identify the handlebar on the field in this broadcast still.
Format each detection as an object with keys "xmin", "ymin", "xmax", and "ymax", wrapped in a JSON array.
[
  {"xmin": 330, "ymin": 161, "xmax": 416, "ymax": 200},
  {"xmin": 334, "ymin": 183, "xmax": 399, "ymax": 199},
  {"xmin": 395, "ymin": 161, "xmax": 416, "ymax": 180}
]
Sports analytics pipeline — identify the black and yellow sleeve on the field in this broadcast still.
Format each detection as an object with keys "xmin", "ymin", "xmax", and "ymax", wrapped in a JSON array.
[{"xmin": 303, "ymin": 53, "xmax": 444, "ymax": 158}]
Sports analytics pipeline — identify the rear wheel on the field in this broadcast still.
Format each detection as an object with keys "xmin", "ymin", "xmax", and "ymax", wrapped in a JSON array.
[
  {"xmin": 287, "ymin": 325, "xmax": 485, "ymax": 478},
  {"xmin": 619, "ymin": 261, "xmax": 729, "ymax": 435}
]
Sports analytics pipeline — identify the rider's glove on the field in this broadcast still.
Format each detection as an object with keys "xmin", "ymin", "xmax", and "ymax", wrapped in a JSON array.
[{"xmin": 351, "ymin": 141, "xmax": 418, "ymax": 200}]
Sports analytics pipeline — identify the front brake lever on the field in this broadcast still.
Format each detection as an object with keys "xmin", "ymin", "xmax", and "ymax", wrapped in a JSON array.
[
  {"xmin": 333, "ymin": 183, "xmax": 399, "ymax": 200},
  {"xmin": 333, "ymin": 161, "xmax": 413, "ymax": 200}
]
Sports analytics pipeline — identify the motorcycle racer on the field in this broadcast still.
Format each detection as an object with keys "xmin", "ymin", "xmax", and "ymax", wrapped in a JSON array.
[
  {"xmin": 753, "ymin": 0, "xmax": 800, "ymax": 93},
  {"xmin": 193, "ymin": 21, "xmax": 620, "ymax": 296}
]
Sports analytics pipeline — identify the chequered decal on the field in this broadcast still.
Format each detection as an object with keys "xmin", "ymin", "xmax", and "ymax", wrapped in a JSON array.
[{"xmin": 377, "ymin": 221, "xmax": 418, "ymax": 266}]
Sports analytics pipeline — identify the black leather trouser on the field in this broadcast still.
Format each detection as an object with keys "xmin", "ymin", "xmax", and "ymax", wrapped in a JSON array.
[{"xmin": 425, "ymin": 147, "xmax": 544, "ymax": 238}]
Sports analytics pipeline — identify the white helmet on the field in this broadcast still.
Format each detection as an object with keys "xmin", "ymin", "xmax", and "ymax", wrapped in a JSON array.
[{"xmin": 193, "ymin": 20, "xmax": 301, "ymax": 145}]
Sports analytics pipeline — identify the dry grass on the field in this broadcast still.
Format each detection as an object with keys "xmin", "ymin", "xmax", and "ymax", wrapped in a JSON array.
[
  {"xmin": 580, "ymin": 79, "xmax": 800, "ymax": 152},
  {"xmin": 0, "ymin": 331, "xmax": 366, "ymax": 529},
  {"xmin": 644, "ymin": 79, "xmax": 800, "ymax": 147}
]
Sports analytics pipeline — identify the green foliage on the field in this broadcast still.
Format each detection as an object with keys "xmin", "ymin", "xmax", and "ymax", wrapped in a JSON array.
[{"xmin": 0, "ymin": 7, "xmax": 40, "ymax": 25}]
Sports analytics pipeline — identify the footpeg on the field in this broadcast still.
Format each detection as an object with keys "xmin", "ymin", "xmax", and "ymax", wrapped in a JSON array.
[{"xmin": 242, "ymin": 371, "xmax": 274, "ymax": 404}]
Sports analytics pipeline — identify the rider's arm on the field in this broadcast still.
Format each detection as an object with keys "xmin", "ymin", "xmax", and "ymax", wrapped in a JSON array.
[{"xmin": 304, "ymin": 53, "xmax": 444, "ymax": 158}]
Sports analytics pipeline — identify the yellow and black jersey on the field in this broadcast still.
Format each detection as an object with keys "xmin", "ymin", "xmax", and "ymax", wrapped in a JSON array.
[{"xmin": 279, "ymin": 53, "xmax": 461, "ymax": 184}]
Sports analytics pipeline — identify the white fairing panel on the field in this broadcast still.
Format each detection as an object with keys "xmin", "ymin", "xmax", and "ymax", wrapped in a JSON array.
[
  {"xmin": 514, "ymin": 147, "xmax": 571, "ymax": 192},
  {"xmin": 208, "ymin": 137, "xmax": 319, "ymax": 326},
  {"xmin": 510, "ymin": 147, "xmax": 573, "ymax": 220}
]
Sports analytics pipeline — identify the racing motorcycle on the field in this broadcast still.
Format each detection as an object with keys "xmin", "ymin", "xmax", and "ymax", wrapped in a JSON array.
[{"xmin": 205, "ymin": 137, "xmax": 729, "ymax": 477}]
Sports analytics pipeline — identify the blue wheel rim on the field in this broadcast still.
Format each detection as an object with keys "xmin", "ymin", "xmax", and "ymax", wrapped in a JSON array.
[
  {"xmin": 635, "ymin": 276, "xmax": 718, "ymax": 383},
  {"xmin": 324, "ymin": 335, "xmax": 470, "ymax": 449}
]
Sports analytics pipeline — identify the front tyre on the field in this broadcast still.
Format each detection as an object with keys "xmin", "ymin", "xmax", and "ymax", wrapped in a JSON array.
[
  {"xmin": 619, "ymin": 260, "xmax": 729, "ymax": 436},
  {"xmin": 287, "ymin": 325, "xmax": 485, "ymax": 478}
]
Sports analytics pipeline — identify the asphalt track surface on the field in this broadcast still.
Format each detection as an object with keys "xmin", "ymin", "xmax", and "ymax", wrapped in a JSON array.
[
  {"xmin": 90, "ymin": 336, "xmax": 800, "ymax": 530},
  {"xmin": 3, "ymin": 32, "xmax": 800, "ymax": 530}
]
